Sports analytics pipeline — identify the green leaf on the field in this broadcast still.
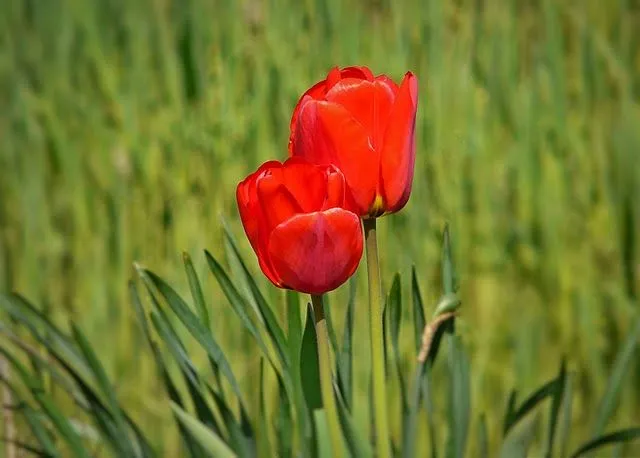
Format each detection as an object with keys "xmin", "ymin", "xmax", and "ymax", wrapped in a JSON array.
[
  {"xmin": 592, "ymin": 314, "xmax": 640, "ymax": 436},
  {"xmin": 478, "ymin": 414, "xmax": 489, "ymax": 458},
  {"xmin": 499, "ymin": 412, "xmax": 540, "ymax": 458},
  {"xmin": 183, "ymin": 252, "xmax": 210, "ymax": 328},
  {"xmin": 0, "ymin": 294, "xmax": 91, "ymax": 378},
  {"xmin": 402, "ymin": 363, "xmax": 427, "ymax": 458},
  {"xmin": 4, "ymin": 381, "xmax": 59, "ymax": 457},
  {"xmin": 258, "ymin": 360, "xmax": 273, "ymax": 458},
  {"xmin": 287, "ymin": 290, "xmax": 303, "ymax": 362},
  {"xmin": 149, "ymin": 310, "xmax": 222, "ymax": 437},
  {"xmin": 335, "ymin": 385, "xmax": 374, "ymax": 458},
  {"xmin": 171, "ymin": 402, "xmax": 238, "ymax": 458},
  {"xmin": 321, "ymin": 293, "xmax": 339, "ymax": 358},
  {"xmin": 387, "ymin": 273, "xmax": 409, "ymax": 443},
  {"xmin": 423, "ymin": 367, "xmax": 438, "ymax": 458},
  {"xmin": 432, "ymin": 293, "xmax": 461, "ymax": 318},
  {"xmin": 219, "ymin": 226, "xmax": 289, "ymax": 367},
  {"xmin": 441, "ymin": 223, "xmax": 456, "ymax": 295},
  {"xmin": 1, "ymin": 348, "xmax": 91, "ymax": 458},
  {"xmin": 2, "ymin": 318, "xmax": 156, "ymax": 457},
  {"xmin": 411, "ymin": 266, "xmax": 426, "ymax": 354},
  {"xmin": 570, "ymin": 428, "xmax": 640, "ymax": 458},
  {"xmin": 71, "ymin": 324, "xmax": 136, "ymax": 456},
  {"xmin": 314, "ymin": 410, "xmax": 332, "ymax": 458},
  {"xmin": 503, "ymin": 390, "xmax": 518, "ymax": 435},
  {"xmin": 300, "ymin": 304, "xmax": 322, "ymax": 413},
  {"xmin": 129, "ymin": 281, "xmax": 154, "ymax": 350},
  {"xmin": 337, "ymin": 278, "xmax": 356, "ymax": 411},
  {"xmin": 446, "ymin": 334, "xmax": 470, "ymax": 458},
  {"xmin": 276, "ymin": 372, "xmax": 294, "ymax": 458},
  {"xmin": 130, "ymin": 279, "xmax": 204, "ymax": 456},
  {"xmin": 203, "ymin": 253, "xmax": 279, "ymax": 370},
  {"xmin": 388, "ymin": 274, "xmax": 402, "ymax": 358},
  {"xmin": 209, "ymin": 388, "xmax": 256, "ymax": 458},
  {"xmin": 558, "ymin": 373, "xmax": 574, "ymax": 458},
  {"xmin": 503, "ymin": 371, "xmax": 566, "ymax": 437},
  {"xmin": 286, "ymin": 291, "xmax": 311, "ymax": 455},
  {"xmin": 142, "ymin": 270, "xmax": 245, "ymax": 405},
  {"xmin": 545, "ymin": 359, "xmax": 567, "ymax": 458}
]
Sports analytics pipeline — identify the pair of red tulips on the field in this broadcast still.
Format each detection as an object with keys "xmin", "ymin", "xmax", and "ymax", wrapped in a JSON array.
[{"xmin": 237, "ymin": 66, "xmax": 418, "ymax": 295}]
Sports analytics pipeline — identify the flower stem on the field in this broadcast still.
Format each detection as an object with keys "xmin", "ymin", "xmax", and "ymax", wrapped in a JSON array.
[
  {"xmin": 311, "ymin": 294, "xmax": 344, "ymax": 457},
  {"xmin": 363, "ymin": 217, "xmax": 391, "ymax": 458}
]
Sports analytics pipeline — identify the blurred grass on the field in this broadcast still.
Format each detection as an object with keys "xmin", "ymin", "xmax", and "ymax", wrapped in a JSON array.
[{"xmin": 0, "ymin": 0, "xmax": 639, "ymax": 455}]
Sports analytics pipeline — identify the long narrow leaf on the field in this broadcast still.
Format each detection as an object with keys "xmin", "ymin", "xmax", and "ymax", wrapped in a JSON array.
[
  {"xmin": 446, "ymin": 334, "xmax": 471, "ymax": 458},
  {"xmin": 183, "ymin": 252, "xmax": 210, "ymax": 328},
  {"xmin": 545, "ymin": 359, "xmax": 566, "ymax": 458},
  {"xmin": 71, "ymin": 324, "xmax": 135, "ymax": 456},
  {"xmin": 219, "ymin": 226, "xmax": 289, "ymax": 367},
  {"xmin": 411, "ymin": 266, "xmax": 426, "ymax": 354},
  {"xmin": 570, "ymin": 428, "xmax": 640, "ymax": 458},
  {"xmin": 202, "ymin": 255, "xmax": 278, "ymax": 368},
  {"xmin": 592, "ymin": 315, "xmax": 640, "ymax": 435},
  {"xmin": 337, "ymin": 278, "xmax": 356, "ymax": 411},
  {"xmin": 171, "ymin": 402, "xmax": 238, "ymax": 458},
  {"xmin": 142, "ymin": 270, "xmax": 245, "ymax": 404},
  {"xmin": 1, "ymin": 348, "xmax": 91, "ymax": 458}
]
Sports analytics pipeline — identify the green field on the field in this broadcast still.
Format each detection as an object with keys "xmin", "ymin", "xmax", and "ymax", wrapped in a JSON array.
[{"xmin": 1, "ymin": 0, "xmax": 639, "ymax": 455}]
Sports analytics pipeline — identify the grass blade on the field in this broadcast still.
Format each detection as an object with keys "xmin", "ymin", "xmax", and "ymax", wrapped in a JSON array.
[
  {"xmin": 545, "ymin": 359, "xmax": 567, "ymax": 458},
  {"xmin": 183, "ymin": 252, "xmax": 210, "ymax": 329},
  {"xmin": 203, "ymin": 253, "xmax": 279, "ymax": 370},
  {"xmin": 219, "ymin": 226, "xmax": 289, "ymax": 367},
  {"xmin": 258, "ymin": 360, "xmax": 273, "ymax": 458},
  {"xmin": 313, "ymin": 410, "xmax": 332, "ymax": 458},
  {"xmin": 592, "ymin": 314, "xmax": 640, "ymax": 436},
  {"xmin": 71, "ymin": 324, "xmax": 136, "ymax": 456},
  {"xmin": 411, "ymin": 266, "xmax": 426, "ymax": 354},
  {"xmin": 558, "ymin": 373, "xmax": 574, "ymax": 458},
  {"xmin": 503, "ymin": 377, "xmax": 559, "ymax": 435},
  {"xmin": 286, "ymin": 291, "xmax": 312, "ymax": 454},
  {"xmin": 446, "ymin": 334, "xmax": 471, "ymax": 458},
  {"xmin": 337, "ymin": 278, "xmax": 356, "ymax": 411},
  {"xmin": 478, "ymin": 414, "xmax": 489, "ymax": 458},
  {"xmin": 335, "ymin": 384, "xmax": 374, "ymax": 458},
  {"xmin": 276, "ymin": 372, "xmax": 293, "ymax": 458},
  {"xmin": 499, "ymin": 412, "xmax": 540, "ymax": 458},
  {"xmin": 1, "ymin": 348, "xmax": 91, "ymax": 458},
  {"xmin": 171, "ymin": 402, "xmax": 238, "ymax": 458},
  {"xmin": 142, "ymin": 270, "xmax": 245, "ymax": 404},
  {"xmin": 570, "ymin": 428, "xmax": 640, "ymax": 458},
  {"xmin": 149, "ymin": 310, "xmax": 222, "ymax": 437},
  {"xmin": 300, "ymin": 304, "xmax": 322, "ymax": 412}
]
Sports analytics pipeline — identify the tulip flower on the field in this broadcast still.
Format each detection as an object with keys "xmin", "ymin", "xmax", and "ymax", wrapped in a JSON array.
[
  {"xmin": 236, "ymin": 158, "xmax": 363, "ymax": 295},
  {"xmin": 288, "ymin": 66, "xmax": 418, "ymax": 218}
]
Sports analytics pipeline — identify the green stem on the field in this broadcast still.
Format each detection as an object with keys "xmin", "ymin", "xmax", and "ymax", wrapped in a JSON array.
[
  {"xmin": 311, "ymin": 294, "xmax": 344, "ymax": 457},
  {"xmin": 363, "ymin": 217, "xmax": 391, "ymax": 458}
]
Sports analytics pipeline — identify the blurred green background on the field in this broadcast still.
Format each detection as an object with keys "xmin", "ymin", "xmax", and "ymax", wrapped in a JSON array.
[{"xmin": 1, "ymin": 0, "xmax": 639, "ymax": 455}]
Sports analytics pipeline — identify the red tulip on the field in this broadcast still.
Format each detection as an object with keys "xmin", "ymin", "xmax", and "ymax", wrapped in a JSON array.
[
  {"xmin": 236, "ymin": 158, "xmax": 363, "ymax": 295},
  {"xmin": 288, "ymin": 66, "xmax": 418, "ymax": 218}
]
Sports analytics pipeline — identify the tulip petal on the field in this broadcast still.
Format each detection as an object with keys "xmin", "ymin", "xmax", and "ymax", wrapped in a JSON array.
[
  {"xmin": 289, "ymin": 81, "xmax": 329, "ymax": 154},
  {"xmin": 288, "ymin": 66, "xmax": 376, "ymax": 154},
  {"xmin": 323, "ymin": 166, "xmax": 346, "ymax": 210},
  {"xmin": 292, "ymin": 99, "xmax": 378, "ymax": 214},
  {"xmin": 268, "ymin": 209, "xmax": 363, "ymax": 294},
  {"xmin": 281, "ymin": 159, "xmax": 327, "ymax": 212},
  {"xmin": 380, "ymin": 72, "xmax": 418, "ymax": 212},
  {"xmin": 236, "ymin": 162, "xmax": 286, "ymax": 287},
  {"xmin": 256, "ymin": 173, "xmax": 304, "ymax": 232},
  {"xmin": 325, "ymin": 78, "xmax": 395, "ymax": 150}
]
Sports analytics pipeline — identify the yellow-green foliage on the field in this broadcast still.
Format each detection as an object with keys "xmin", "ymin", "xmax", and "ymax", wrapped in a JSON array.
[{"xmin": 1, "ymin": 0, "xmax": 639, "ymax": 455}]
